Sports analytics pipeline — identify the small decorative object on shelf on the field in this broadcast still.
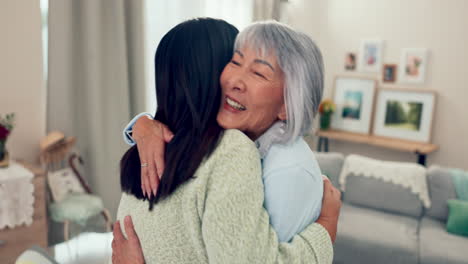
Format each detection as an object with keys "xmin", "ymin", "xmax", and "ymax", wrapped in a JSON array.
[
  {"xmin": 383, "ymin": 64, "xmax": 397, "ymax": 83},
  {"xmin": 345, "ymin": 52, "xmax": 356, "ymax": 71},
  {"xmin": 318, "ymin": 99, "xmax": 336, "ymax": 130},
  {"xmin": 0, "ymin": 113, "xmax": 15, "ymax": 168}
]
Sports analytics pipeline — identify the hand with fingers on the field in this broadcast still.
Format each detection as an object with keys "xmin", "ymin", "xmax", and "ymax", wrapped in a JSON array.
[
  {"xmin": 317, "ymin": 175, "xmax": 342, "ymax": 243},
  {"xmin": 112, "ymin": 215, "xmax": 145, "ymax": 264},
  {"xmin": 132, "ymin": 116, "xmax": 173, "ymax": 198}
]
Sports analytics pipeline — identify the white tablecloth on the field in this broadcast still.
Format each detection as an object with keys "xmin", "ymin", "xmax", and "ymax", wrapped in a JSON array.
[{"xmin": 0, "ymin": 160, "xmax": 35, "ymax": 229}]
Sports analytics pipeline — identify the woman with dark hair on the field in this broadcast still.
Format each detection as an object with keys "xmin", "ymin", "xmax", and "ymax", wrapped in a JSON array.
[
  {"xmin": 113, "ymin": 18, "xmax": 339, "ymax": 264},
  {"xmin": 119, "ymin": 17, "xmax": 234, "ymax": 206}
]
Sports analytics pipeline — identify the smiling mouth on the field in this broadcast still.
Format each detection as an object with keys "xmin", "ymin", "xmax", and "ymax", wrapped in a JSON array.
[{"xmin": 226, "ymin": 96, "xmax": 247, "ymax": 111}]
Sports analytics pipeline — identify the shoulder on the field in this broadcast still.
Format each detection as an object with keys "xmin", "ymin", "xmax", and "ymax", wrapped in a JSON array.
[
  {"xmin": 199, "ymin": 129, "xmax": 261, "ymax": 180},
  {"xmin": 263, "ymin": 137, "xmax": 321, "ymax": 177},
  {"xmin": 194, "ymin": 129, "xmax": 261, "ymax": 182},
  {"xmin": 220, "ymin": 129, "xmax": 257, "ymax": 148},
  {"xmin": 214, "ymin": 129, "xmax": 259, "ymax": 160},
  {"xmin": 202, "ymin": 129, "xmax": 263, "ymax": 197}
]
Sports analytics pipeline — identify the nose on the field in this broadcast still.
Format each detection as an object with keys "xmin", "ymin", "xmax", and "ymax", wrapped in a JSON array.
[{"xmin": 226, "ymin": 71, "xmax": 247, "ymax": 93}]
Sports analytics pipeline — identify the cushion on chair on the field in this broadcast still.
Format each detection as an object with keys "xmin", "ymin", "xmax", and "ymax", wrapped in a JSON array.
[
  {"xmin": 425, "ymin": 166, "xmax": 457, "ymax": 222},
  {"xmin": 315, "ymin": 152, "xmax": 344, "ymax": 187},
  {"xmin": 333, "ymin": 203, "xmax": 419, "ymax": 264},
  {"xmin": 49, "ymin": 193, "xmax": 104, "ymax": 225},
  {"xmin": 419, "ymin": 217, "xmax": 468, "ymax": 264},
  {"xmin": 343, "ymin": 174, "xmax": 424, "ymax": 218}
]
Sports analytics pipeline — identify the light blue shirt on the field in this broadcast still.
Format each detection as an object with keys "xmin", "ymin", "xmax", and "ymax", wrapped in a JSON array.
[
  {"xmin": 260, "ymin": 137, "xmax": 323, "ymax": 242},
  {"xmin": 123, "ymin": 114, "xmax": 323, "ymax": 242}
]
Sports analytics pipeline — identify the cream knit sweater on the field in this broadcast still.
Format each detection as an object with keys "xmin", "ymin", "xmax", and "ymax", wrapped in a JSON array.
[{"xmin": 116, "ymin": 129, "xmax": 333, "ymax": 263}]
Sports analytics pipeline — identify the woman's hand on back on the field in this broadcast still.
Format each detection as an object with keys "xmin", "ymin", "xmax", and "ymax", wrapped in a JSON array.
[
  {"xmin": 133, "ymin": 116, "xmax": 173, "ymax": 197},
  {"xmin": 316, "ymin": 176, "xmax": 342, "ymax": 243},
  {"xmin": 112, "ymin": 215, "xmax": 145, "ymax": 264}
]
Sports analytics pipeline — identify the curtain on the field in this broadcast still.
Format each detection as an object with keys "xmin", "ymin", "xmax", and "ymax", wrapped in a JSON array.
[
  {"xmin": 47, "ymin": 0, "xmax": 146, "ymax": 219},
  {"xmin": 253, "ymin": 0, "xmax": 281, "ymax": 21},
  {"xmin": 204, "ymin": 0, "xmax": 254, "ymax": 30},
  {"xmin": 143, "ymin": 0, "xmax": 255, "ymax": 112}
]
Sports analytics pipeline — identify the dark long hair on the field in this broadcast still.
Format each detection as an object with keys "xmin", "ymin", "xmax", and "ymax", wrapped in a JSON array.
[{"xmin": 120, "ymin": 18, "xmax": 238, "ymax": 209}]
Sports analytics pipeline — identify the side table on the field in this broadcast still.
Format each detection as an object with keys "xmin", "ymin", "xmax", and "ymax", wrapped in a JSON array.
[{"xmin": 0, "ymin": 161, "xmax": 48, "ymax": 264}]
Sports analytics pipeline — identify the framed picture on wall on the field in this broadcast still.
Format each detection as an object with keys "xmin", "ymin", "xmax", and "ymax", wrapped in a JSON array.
[
  {"xmin": 383, "ymin": 64, "xmax": 397, "ymax": 83},
  {"xmin": 399, "ymin": 48, "xmax": 429, "ymax": 83},
  {"xmin": 345, "ymin": 52, "xmax": 357, "ymax": 71},
  {"xmin": 331, "ymin": 76, "xmax": 377, "ymax": 134},
  {"xmin": 373, "ymin": 88, "xmax": 436, "ymax": 143},
  {"xmin": 358, "ymin": 39, "xmax": 384, "ymax": 73}
]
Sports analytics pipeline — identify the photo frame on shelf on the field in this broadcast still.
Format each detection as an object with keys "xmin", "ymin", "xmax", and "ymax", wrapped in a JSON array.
[
  {"xmin": 383, "ymin": 64, "xmax": 397, "ymax": 83},
  {"xmin": 358, "ymin": 39, "xmax": 384, "ymax": 73},
  {"xmin": 373, "ymin": 88, "xmax": 436, "ymax": 143},
  {"xmin": 331, "ymin": 76, "xmax": 377, "ymax": 134},
  {"xmin": 399, "ymin": 48, "xmax": 429, "ymax": 83},
  {"xmin": 345, "ymin": 52, "xmax": 357, "ymax": 71}
]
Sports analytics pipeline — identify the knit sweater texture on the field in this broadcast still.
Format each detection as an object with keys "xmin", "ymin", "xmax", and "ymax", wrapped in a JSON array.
[{"xmin": 116, "ymin": 129, "xmax": 333, "ymax": 263}]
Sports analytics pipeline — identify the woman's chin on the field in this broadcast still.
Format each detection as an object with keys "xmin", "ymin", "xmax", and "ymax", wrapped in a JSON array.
[{"xmin": 217, "ymin": 115, "xmax": 240, "ymax": 130}]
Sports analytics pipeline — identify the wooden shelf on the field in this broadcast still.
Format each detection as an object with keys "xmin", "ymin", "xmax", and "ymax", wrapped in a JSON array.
[{"xmin": 317, "ymin": 129, "xmax": 438, "ymax": 154}]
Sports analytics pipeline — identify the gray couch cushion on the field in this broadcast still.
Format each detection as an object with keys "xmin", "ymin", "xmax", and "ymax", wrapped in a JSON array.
[
  {"xmin": 343, "ymin": 174, "xmax": 424, "ymax": 218},
  {"xmin": 419, "ymin": 217, "xmax": 468, "ymax": 264},
  {"xmin": 315, "ymin": 152, "xmax": 344, "ymax": 187},
  {"xmin": 333, "ymin": 203, "xmax": 419, "ymax": 264},
  {"xmin": 425, "ymin": 166, "xmax": 457, "ymax": 222}
]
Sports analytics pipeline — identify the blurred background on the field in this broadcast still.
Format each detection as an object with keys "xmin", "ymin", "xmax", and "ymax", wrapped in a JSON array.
[{"xmin": 1, "ymin": 0, "xmax": 467, "ymax": 263}]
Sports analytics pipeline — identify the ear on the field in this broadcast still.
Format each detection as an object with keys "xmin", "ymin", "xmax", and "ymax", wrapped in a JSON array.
[{"xmin": 277, "ymin": 103, "xmax": 287, "ymax": 121}]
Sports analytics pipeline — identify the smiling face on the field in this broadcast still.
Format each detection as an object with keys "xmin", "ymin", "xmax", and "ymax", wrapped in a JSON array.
[{"xmin": 216, "ymin": 46, "xmax": 286, "ymax": 140}]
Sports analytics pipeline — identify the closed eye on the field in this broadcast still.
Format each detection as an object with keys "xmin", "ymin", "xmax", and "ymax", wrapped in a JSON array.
[
  {"xmin": 231, "ymin": 60, "xmax": 241, "ymax": 66},
  {"xmin": 254, "ymin": 71, "xmax": 267, "ymax": 79}
]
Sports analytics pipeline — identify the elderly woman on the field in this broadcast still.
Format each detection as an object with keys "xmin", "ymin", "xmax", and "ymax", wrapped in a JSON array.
[{"xmin": 114, "ymin": 20, "xmax": 341, "ymax": 263}]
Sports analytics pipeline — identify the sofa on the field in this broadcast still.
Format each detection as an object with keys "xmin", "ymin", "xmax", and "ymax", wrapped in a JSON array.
[{"xmin": 315, "ymin": 152, "xmax": 468, "ymax": 264}]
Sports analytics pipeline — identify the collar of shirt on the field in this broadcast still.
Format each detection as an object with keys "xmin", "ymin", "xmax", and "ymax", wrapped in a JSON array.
[{"xmin": 254, "ymin": 121, "xmax": 287, "ymax": 159}]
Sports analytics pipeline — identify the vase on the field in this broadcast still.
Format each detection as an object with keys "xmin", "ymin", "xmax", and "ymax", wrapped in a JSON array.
[
  {"xmin": 0, "ymin": 140, "xmax": 9, "ymax": 168},
  {"xmin": 320, "ymin": 114, "xmax": 332, "ymax": 130},
  {"xmin": 0, "ymin": 149, "xmax": 9, "ymax": 168}
]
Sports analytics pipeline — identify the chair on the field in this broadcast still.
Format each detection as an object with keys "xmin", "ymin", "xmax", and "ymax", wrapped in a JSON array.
[{"xmin": 39, "ymin": 131, "xmax": 112, "ymax": 242}]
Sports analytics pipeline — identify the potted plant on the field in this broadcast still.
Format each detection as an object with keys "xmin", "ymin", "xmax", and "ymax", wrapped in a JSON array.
[
  {"xmin": 0, "ymin": 113, "xmax": 15, "ymax": 168},
  {"xmin": 318, "ymin": 99, "xmax": 335, "ymax": 130}
]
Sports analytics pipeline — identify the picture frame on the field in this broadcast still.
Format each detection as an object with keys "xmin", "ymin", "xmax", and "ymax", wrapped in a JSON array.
[
  {"xmin": 383, "ymin": 64, "xmax": 397, "ymax": 83},
  {"xmin": 331, "ymin": 76, "xmax": 377, "ymax": 134},
  {"xmin": 399, "ymin": 48, "xmax": 429, "ymax": 83},
  {"xmin": 358, "ymin": 39, "xmax": 384, "ymax": 73},
  {"xmin": 345, "ymin": 52, "xmax": 357, "ymax": 71},
  {"xmin": 373, "ymin": 88, "xmax": 436, "ymax": 143}
]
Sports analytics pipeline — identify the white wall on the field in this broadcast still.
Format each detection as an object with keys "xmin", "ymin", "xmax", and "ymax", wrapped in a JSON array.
[
  {"xmin": 0, "ymin": 1, "xmax": 45, "ymax": 165},
  {"xmin": 285, "ymin": 0, "xmax": 468, "ymax": 170}
]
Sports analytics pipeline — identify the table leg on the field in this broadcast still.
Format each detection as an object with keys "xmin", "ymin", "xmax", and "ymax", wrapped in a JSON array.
[
  {"xmin": 317, "ymin": 137, "xmax": 323, "ymax": 152},
  {"xmin": 417, "ymin": 152, "xmax": 427, "ymax": 166}
]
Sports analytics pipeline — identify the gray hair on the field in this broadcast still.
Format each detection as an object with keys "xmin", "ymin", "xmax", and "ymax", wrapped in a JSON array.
[{"xmin": 234, "ymin": 21, "xmax": 324, "ymax": 144}]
